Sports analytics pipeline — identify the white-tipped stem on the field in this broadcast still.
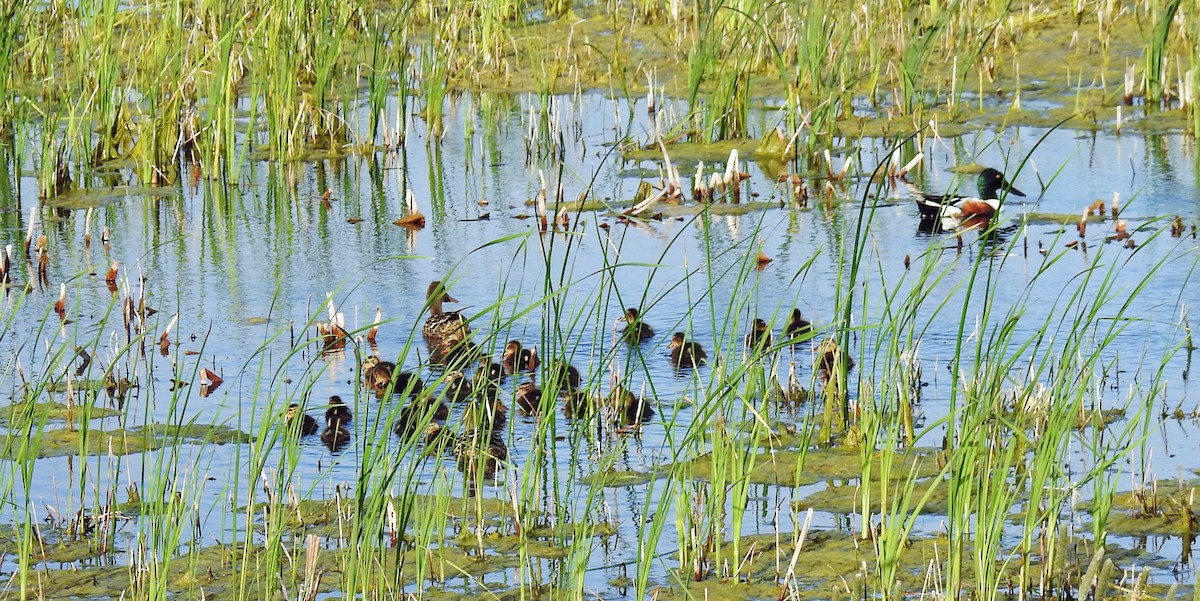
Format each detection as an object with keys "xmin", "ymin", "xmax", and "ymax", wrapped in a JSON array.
[
  {"xmin": 627, "ymin": 188, "xmax": 667, "ymax": 216},
  {"xmin": 84, "ymin": 208, "xmax": 93, "ymax": 246},
  {"xmin": 405, "ymin": 188, "xmax": 419, "ymax": 215},
  {"xmin": 368, "ymin": 307, "xmax": 382, "ymax": 342},
  {"xmin": 326, "ymin": 292, "xmax": 336, "ymax": 323},
  {"xmin": 1112, "ymin": 192, "xmax": 1120, "ymax": 217},
  {"xmin": 838, "ymin": 156, "xmax": 853, "ymax": 179},
  {"xmin": 724, "ymin": 149, "xmax": 739, "ymax": 185},
  {"xmin": 24, "ymin": 206, "xmax": 36, "ymax": 255},
  {"xmin": 537, "ymin": 169, "xmax": 548, "ymax": 217},
  {"xmin": 899, "ymin": 152, "xmax": 924, "ymax": 177},
  {"xmin": 710, "ymin": 172, "xmax": 725, "ymax": 195},
  {"xmin": 55, "ymin": 283, "xmax": 66, "ymax": 314},
  {"xmin": 160, "ymin": 314, "xmax": 179, "ymax": 348},
  {"xmin": 823, "ymin": 149, "xmax": 834, "ymax": 175}
]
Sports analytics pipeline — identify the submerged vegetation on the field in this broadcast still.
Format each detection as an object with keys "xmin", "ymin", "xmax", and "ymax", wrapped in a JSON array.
[{"xmin": 0, "ymin": 0, "xmax": 1198, "ymax": 600}]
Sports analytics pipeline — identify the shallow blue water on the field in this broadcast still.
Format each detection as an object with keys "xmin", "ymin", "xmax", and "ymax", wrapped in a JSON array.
[{"xmin": 0, "ymin": 92, "xmax": 1197, "ymax": 593}]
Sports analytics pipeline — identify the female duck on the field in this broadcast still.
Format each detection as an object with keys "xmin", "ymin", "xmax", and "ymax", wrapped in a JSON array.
[
  {"xmin": 669, "ymin": 332, "xmax": 707, "ymax": 368},
  {"xmin": 423, "ymin": 281, "xmax": 472, "ymax": 364}
]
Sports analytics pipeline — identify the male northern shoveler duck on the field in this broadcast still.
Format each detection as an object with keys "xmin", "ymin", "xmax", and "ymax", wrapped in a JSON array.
[
  {"xmin": 423, "ymin": 281, "xmax": 472, "ymax": 364},
  {"xmin": 745, "ymin": 318, "xmax": 773, "ymax": 351},
  {"xmin": 669, "ymin": 332, "xmax": 707, "ymax": 368},
  {"xmin": 285, "ymin": 403, "xmax": 319, "ymax": 436},
  {"xmin": 621, "ymin": 308, "xmax": 655, "ymax": 342},
  {"xmin": 784, "ymin": 308, "xmax": 812, "ymax": 341},
  {"xmin": 502, "ymin": 340, "xmax": 539, "ymax": 372},
  {"xmin": 912, "ymin": 168, "xmax": 1025, "ymax": 230}
]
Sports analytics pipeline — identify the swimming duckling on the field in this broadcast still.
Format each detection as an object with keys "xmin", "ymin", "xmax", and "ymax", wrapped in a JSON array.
[
  {"xmin": 502, "ymin": 340, "xmax": 540, "ymax": 372},
  {"xmin": 325, "ymin": 396, "xmax": 352, "ymax": 428},
  {"xmin": 620, "ymin": 308, "xmax": 655, "ymax": 342},
  {"xmin": 815, "ymin": 338, "xmax": 855, "ymax": 380},
  {"xmin": 514, "ymin": 381, "xmax": 543, "ymax": 416},
  {"xmin": 550, "ymin": 360, "xmax": 582, "ymax": 394},
  {"xmin": 422, "ymin": 280, "xmax": 472, "ymax": 365},
  {"xmin": 321, "ymin": 399, "xmax": 352, "ymax": 450},
  {"xmin": 784, "ymin": 308, "xmax": 812, "ymax": 342},
  {"xmin": 452, "ymin": 427, "xmax": 509, "ymax": 479},
  {"xmin": 745, "ymin": 318, "xmax": 773, "ymax": 351},
  {"xmin": 445, "ymin": 371, "xmax": 474, "ymax": 403},
  {"xmin": 285, "ymin": 403, "xmax": 319, "ymax": 436},
  {"xmin": 393, "ymin": 397, "xmax": 450, "ymax": 439},
  {"xmin": 608, "ymin": 384, "xmax": 654, "ymax": 426},
  {"xmin": 365, "ymin": 359, "xmax": 426, "ymax": 400},
  {"xmin": 668, "ymin": 332, "xmax": 707, "ymax": 368}
]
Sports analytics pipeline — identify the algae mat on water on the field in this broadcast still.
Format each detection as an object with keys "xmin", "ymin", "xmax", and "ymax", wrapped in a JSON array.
[{"xmin": 0, "ymin": 422, "xmax": 253, "ymax": 459}]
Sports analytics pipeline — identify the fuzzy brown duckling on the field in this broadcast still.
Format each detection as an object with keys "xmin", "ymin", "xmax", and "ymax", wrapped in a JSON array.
[
  {"xmin": 514, "ymin": 381, "xmax": 543, "ymax": 416},
  {"xmin": 285, "ymin": 403, "xmax": 319, "ymax": 436},
  {"xmin": 620, "ymin": 308, "xmax": 654, "ymax": 342},
  {"xmin": 364, "ymin": 359, "xmax": 426, "ymax": 400},
  {"xmin": 815, "ymin": 338, "xmax": 855, "ymax": 380},
  {"xmin": 324, "ymin": 395, "xmax": 352, "ymax": 428},
  {"xmin": 608, "ymin": 384, "xmax": 654, "ymax": 426},
  {"xmin": 745, "ymin": 318, "xmax": 773, "ymax": 351},
  {"xmin": 784, "ymin": 308, "xmax": 813, "ymax": 342},
  {"xmin": 668, "ymin": 332, "xmax": 707, "ymax": 368},
  {"xmin": 502, "ymin": 340, "xmax": 539, "ymax": 372},
  {"xmin": 321, "ymin": 399, "xmax": 352, "ymax": 451}
]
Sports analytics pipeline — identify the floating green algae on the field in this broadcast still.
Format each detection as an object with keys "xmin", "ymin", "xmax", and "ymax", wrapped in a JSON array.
[{"xmin": 0, "ymin": 422, "xmax": 253, "ymax": 459}]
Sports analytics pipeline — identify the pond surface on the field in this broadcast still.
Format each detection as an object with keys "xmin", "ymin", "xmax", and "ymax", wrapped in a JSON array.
[{"xmin": 1, "ymin": 92, "xmax": 1198, "ymax": 596}]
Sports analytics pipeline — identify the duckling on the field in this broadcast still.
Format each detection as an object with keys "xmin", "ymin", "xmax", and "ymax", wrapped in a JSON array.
[
  {"xmin": 620, "ymin": 308, "xmax": 655, "ymax": 342},
  {"xmin": 784, "ymin": 308, "xmax": 813, "ymax": 342},
  {"xmin": 365, "ymin": 359, "xmax": 426, "ymax": 400},
  {"xmin": 608, "ymin": 384, "xmax": 654, "ymax": 426},
  {"xmin": 473, "ymin": 359, "xmax": 505, "ymax": 386},
  {"xmin": 668, "ymin": 332, "xmax": 707, "ymax": 368},
  {"xmin": 321, "ymin": 400, "xmax": 352, "ymax": 451},
  {"xmin": 285, "ymin": 403, "xmax": 319, "ymax": 436},
  {"xmin": 815, "ymin": 338, "xmax": 855, "ymax": 380},
  {"xmin": 502, "ymin": 340, "xmax": 540, "ymax": 372},
  {"xmin": 393, "ymin": 397, "xmax": 450, "ymax": 439},
  {"xmin": 445, "ymin": 371, "xmax": 473, "ymax": 403},
  {"xmin": 451, "ymin": 427, "xmax": 508, "ymax": 479},
  {"xmin": 550, "ymin": 359, "xmax": 582, "ymax": 394},
  {"xmin": 745, "ymin": 318, "xmax": 773, "ymax": 351},
  {"xmin": 514, "ymin": 381, "xmax": 543, "ymax": 416},
  {"xmin": 325, "ymin": 396, "xmax": 352, "ymax": 428},
  {"xmin": 422, "ymin": 280, "xmax": 472, "ymax": 365}
]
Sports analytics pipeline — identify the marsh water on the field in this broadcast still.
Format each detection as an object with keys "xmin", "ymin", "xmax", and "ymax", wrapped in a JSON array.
[{"xmin": 2, "ymin": 92, "xmax": 1199, "ymax": 595}]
